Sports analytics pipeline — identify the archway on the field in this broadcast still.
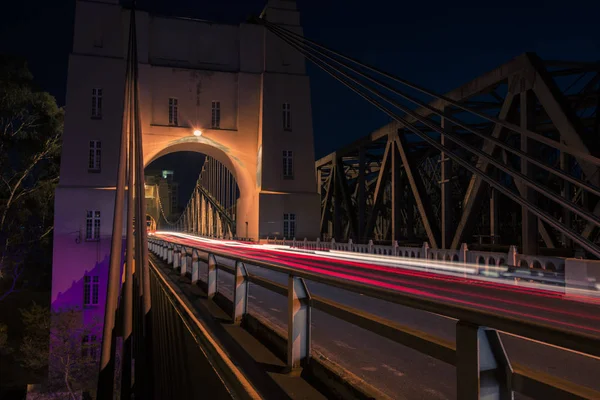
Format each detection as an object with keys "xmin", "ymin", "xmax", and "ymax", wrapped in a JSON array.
[{"xmin": 144, "ymin": 137, "xmax": 257, "ymax": 239}]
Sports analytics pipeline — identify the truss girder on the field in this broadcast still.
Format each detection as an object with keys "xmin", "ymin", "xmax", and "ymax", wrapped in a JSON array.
[{"xmin": 316, "ymin": 53, "xmax": 600, "ymax": 254}]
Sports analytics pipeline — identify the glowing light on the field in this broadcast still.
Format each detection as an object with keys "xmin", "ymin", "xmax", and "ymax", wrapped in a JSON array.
[{"xmin": 193, "ymin": 129, "xmax": 203, "ymax": 137}]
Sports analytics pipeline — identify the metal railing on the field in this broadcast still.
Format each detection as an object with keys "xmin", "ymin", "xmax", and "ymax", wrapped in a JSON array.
[
  {"xmin": 148, "ymin": 237, "xmax": 600, "ymax": 400},
  {"xmin": 265, "ymin": 237, "xmax": 566, "ymax": 278}
]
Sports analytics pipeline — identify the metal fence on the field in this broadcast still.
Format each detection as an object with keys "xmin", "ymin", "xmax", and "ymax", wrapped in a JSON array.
[
  {"xmin": 146, "ymin": 254, "xmax": 261, "ymax": 400},
  {"xmin": 148, "ymin": 237, "xmax": 600, "ymax": 400}
]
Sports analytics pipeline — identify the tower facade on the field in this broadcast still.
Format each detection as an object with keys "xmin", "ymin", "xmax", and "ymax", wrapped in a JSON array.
[{"xmin": 51, "ymin": 0, "xmax": 319, "ymax": 316}]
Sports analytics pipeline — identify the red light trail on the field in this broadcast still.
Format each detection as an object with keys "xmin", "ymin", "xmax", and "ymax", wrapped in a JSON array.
[{"xmin": 154, "ymin": 233, "xmax": 600, "ymax": 336}]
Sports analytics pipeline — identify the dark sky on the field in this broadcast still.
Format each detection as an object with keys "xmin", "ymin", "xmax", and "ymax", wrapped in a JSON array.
[{"xmin": 2, "ymin": 0, "xmax": 599, "ymax": 206}]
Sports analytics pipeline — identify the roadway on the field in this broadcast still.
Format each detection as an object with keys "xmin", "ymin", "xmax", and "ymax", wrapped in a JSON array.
[{"xmin": 153, "ymin": 232, "xmax": 600, "ymax": 400}]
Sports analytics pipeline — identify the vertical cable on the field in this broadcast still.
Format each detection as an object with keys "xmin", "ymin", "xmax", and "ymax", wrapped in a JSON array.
[{"xmin": 97, "ymin": 9, "xmax": 132, "ymax": 399}]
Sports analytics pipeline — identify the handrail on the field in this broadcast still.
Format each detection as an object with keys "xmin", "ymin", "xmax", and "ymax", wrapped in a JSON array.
[
  {"xmin": 149, "ymin": 237, "xmax": 600, "ymax": 399},
  {"xmin": 148, "ymin": 254, "xmax": 262, "ymax": 399}
]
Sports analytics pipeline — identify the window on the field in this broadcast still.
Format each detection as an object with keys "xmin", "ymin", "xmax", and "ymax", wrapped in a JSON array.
[
  {"xmin": 84, "ymin": 275, "xmax": 99, "ymax": 306},
  {"xmin": 92, "ymin": 88, "xmax": 102, "ymax": 118},
  {"xmin": 168, "ymin": 98, "xmax": 178, "ymax": 126},
  {"xmin": 86, "ymin": 211, "xmax": 101, "ymax": 241},
  {"xmin": 283, "ymin": 103, "xmax": 291, "ymax": 130},
  {"xmin": 211, "ymin": 101, "xmax": 221, "ymax": 128},
  {"xmin": 283, "ymin": 213, "xmax": 296, "ymax": 239},
  {"xmin": 283, "ymin": 150, "xmax": 294, "ymax": 179},
  {"xmin": 88, "ymin": 140, "xmax": 101, "ymax": 172},
  {"xmin": 82, "ymin": 335, "xmax": 98, "ymax": 359}
]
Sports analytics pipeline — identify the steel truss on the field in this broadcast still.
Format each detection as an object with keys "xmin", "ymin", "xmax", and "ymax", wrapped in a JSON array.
[
  {"xmin": 256, "ymin": 20, "xmax": 600, "ymax": 256},
  {"xmin": 314, "ymin": 54, "xmax": 600, "ymax": 254},
  {"xmin": 158, "ymin": 156, "xmax": 239, "ymax": 239}
]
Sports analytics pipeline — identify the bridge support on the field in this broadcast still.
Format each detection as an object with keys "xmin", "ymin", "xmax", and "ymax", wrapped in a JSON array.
[
  {"xmin": 232, "ymin": 261, "xmax": 249, "ymax": 323},
  {"xmin": 173, "ymin": 248, "xmax": 181, "ymax": 269},
  {"xmin": 287, "ymin": 276, "xmax": 311, "ymax": 370},
  {"xmin": 456, "ymin": 322, "xmax": 512, "ymax": 400},
  {"xmin": 191, "ymin": 250, "xmax": 200, "ymax": 284},
  {"xmin": 167, "ymin": 244, "xmax": 173, "ymax": 264},
  {"xmin": 207, "ymin": 254, "xmax": 218, "ymax": 300}
]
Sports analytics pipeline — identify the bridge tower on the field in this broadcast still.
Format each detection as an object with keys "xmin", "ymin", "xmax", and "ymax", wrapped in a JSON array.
[{"xmin": 51, "ymin": 0, "xmax": 319, "ymax": 312}]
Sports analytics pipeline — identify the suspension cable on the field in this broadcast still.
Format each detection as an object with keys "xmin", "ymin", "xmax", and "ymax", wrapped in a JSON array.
[
  {"xmin": 260, "ymin": 19, "xmax": 600, "ymax": 258},
  {"xmin": 266, "ymin": 22, "xmax": 600, "ymax": 228},
  {"xmin": 259, "ymin": 18, "xmax": 600, "ymax": 170},
  {"xmin": 266, "ymin": 21, "xmax": 600, "ymax": 199}
]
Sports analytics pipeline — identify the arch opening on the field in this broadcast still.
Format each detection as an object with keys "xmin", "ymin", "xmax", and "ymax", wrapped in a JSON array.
[{"xmin": 145, "ymin": 149, "xmax": 242, "ymax": 239}]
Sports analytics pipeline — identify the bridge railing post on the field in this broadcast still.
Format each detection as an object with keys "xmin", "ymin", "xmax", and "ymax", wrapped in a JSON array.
[
  {"xmin": 191, "ymin": 250, "xmax": 200, "ymax": 284},
  {"xmin": 232, "ymin": 261, "xmax": 249, "ymax": 324},
  {"xmin": 456, "ymin": 321, "xmax": 512, "ymax": 400},
  {"xmin": 182, "ymin": 247, "xmax": 190, "ymax": 276},
  {"xmin": 459, "ymin": 243, "xmax": 468, "ymax": 263},
  {"xmin": 508, "ymin": 245, "xmax": 518, "ymax": 267},
  {"xmin": 173, "ymin": 247, "xmax": 181, "ymax": 269},
  {"xmin": 207, "ymin": 254, "xmax": 218, "ymax": 300},
  {"xmin": 162, "ymin": 242, "xmax": 168, "ymax": 261},
  {"xmin": 421, "ymin": 242, "xmax": 429, "ymax": 259},
  {"xmin": 368, "ymin": 239, "xmax": 374, "ymax": 254},
  {"xmin": 167, "ymin": 244, "xmax": 174, "ymax": 265},
  {"xmin": 287, "ymin": 275, "xmax": 311, "ymax": 370}
]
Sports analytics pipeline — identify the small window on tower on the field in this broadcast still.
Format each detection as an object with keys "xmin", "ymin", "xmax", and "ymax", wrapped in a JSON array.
[
  {"xmin": 283, "ymin": 150, "xmax": 294, "ymax": 179},
  {"xmin": 91, "ymin": 88, "xmax": 103, "ymax": 119},
  {"xmin": 88, "ymin": 140, "xmax": 101, "ymax": 172},
  {"xmin": 212, "ymin": 101, "xmax": 221, "ymax": 129},
  {"xmin": 169, "ymin": 98, "xmax": 178, "ymax": 126},
  {"xmin": 282, "ymin": 103, "xmax": 291, "ymax": 131}
]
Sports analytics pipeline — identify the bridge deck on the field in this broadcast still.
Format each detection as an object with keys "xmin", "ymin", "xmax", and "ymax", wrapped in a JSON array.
[{"xmin": 154, "ymin": 233, "xmax": 600, "ymax": 399}]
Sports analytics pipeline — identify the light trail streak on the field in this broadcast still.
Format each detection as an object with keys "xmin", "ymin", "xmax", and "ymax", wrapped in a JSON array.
[{"xmin": 153, "ymin": 233, "xmax": 600, "ymax": 323}]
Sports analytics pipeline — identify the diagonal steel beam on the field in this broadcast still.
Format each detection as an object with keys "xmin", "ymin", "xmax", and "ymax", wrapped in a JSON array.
[
  {"xmin": 336, "ymin": 157, "xmax": 358, "ymax": 239},
  {"xmin": 526, "ymin": 54, "xmax": 600, "ymax": 240},
  {"xmin": 451, "ymin": 93, "xmax": 515, "ymax": 249},
  {"xmin": 395, "ymin": 132, "xmax": 440, "ymax": 248},
  {"xmin": 364, "ymin": 140, "xmax": 392, "ymax": 241},
  {"xmin": 319, "ymin": 172, "xmax": 333, "ymax": 235}
]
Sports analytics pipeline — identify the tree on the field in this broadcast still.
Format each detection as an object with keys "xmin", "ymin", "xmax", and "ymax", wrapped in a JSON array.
[
  {"xmin": 0, "ymin": 322, "xmax": 10, "ymax": 355},
  {"xmin": 0, "ymin": 55, "xmax": 63, "ymax": 301},
  {"xmin": 19, "ymin": 304, "xmax": 101, "ymax": 399}
]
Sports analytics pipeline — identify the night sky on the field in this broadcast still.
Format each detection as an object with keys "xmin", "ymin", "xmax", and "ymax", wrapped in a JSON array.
[{"xmin": 2, "ymin": 0, "xmax": 599, "ymax": 206}]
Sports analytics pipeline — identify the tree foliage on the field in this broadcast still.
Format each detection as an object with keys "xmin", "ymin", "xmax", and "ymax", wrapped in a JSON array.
[
  {"xmin": 19, "ymin": 304, "xmax": 100, "ymax": 399},
  {"xmin": 0, "ymin": 55, "xmax": 63, "ymax": 301}
]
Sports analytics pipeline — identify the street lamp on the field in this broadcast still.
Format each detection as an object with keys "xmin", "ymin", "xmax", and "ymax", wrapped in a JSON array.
[{"xmin": 193, "ymin": 129, "xmax": 202, "ymax": 137}]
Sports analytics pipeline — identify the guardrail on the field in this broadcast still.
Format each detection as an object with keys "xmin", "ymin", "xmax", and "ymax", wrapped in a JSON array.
[
  {"xmin": 266, "ymin": 237, "xmax": 566, "ymax": 277},
  {"xmin": 148, "ymin": 236, "xmax": 600, "ymax": 400}
]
